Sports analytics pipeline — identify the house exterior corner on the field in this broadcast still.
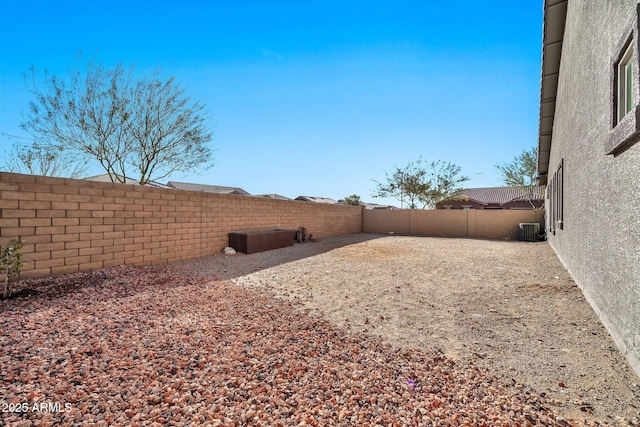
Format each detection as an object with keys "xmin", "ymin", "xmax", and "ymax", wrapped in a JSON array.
[{"xmin": 539, "ymin": 0, "xmax": 640, "ymax": 377}]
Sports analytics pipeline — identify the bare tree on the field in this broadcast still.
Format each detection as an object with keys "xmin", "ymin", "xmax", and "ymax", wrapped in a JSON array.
[
  {"xmin": 373, "ymin": 157, "xmax": 469, "ymax": 209},
  {"xmin": 20, "ymin": 61, "xmax": 214, "ymax": 185},
  {"xmin": 127, "ymin": 74, "xmax": 213, "ymax": 184},
  {"xmin": 1, "ymin": 138, "xmax": 86, "ymax": 178}
]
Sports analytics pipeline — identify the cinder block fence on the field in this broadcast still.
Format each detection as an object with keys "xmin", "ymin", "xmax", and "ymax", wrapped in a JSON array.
[
  {"xmin": 0, "ymin": 172, "xmax": 361, "ymax": 279},
  {"xmin": 363, "ymin": 208, "xmax": 545, "ymax": 240},
  {"xmin": 1, "ymin": 172, "xmax": 546, "ymax": 280}
]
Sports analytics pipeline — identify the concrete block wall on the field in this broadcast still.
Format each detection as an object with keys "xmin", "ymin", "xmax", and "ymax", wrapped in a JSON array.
[
  {"xmin": 473, "ymin": 210, "xmax": 545, "ymax": 240},
  {"xmin": 363, "ymin": 208, "xmax": 545, "ymax": 240},
  {"xmin": 362, "ymin": 209, "xmax": 411, "ymax": 234},
  {"xmin": 0, "ymin": 172, "xmax": 361, "ymax": 279},
  {"xmin": 414, "ymin": 210, "xmax": 469, "ymax": 237}
]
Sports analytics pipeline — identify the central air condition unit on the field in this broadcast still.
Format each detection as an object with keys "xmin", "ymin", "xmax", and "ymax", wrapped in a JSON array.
[{"xmin": 519, "ymin": 223, "xmax": 540, "ymax": 242}]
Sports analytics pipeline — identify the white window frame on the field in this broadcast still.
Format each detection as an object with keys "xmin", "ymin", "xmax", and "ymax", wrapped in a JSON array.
[{"xmin": 618, "ymin": 42, "xmax": 634, "ymax": 124}]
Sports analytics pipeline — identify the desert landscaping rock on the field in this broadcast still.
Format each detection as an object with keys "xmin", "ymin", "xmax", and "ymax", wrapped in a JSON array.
[
  {"xmin": 228, "ymin": 234, "xmax": 640, "ymax": 425},
  {"xmin": 1, "ymin": 234, "xmax": 639, "ymax": 426}
]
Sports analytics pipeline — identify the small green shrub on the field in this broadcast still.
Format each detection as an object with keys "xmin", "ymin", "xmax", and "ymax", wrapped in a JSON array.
[{"xmin": 1, "ymin": 238, "xmax": 24, "ymax": 299}]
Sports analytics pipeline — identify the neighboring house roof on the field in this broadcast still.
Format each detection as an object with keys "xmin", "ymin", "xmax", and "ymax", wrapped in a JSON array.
[
  {"xmin": 166, "ymin": 181, "xmax": 250, "ymax": 195},
  {"xmin": 295, "ymin": 196, "xmax": 338, "ymax": 204},
  {"xmin": 537, "ymin": 0, "xmax": 568, "ymax": 185},
  {"xmin": 440, "ymin": 186, "xmax": 546, "ymax": 207},
  {"xmin": 85, "ymin": 174, "xmax": 171, "ymax": 189},
  {"xmin": 253, "ymin": 194, "xmax": 291, "ymax": 201},
  {"xmin": 362, "ymin": 202, "xmax": 400, "ymax": 210}
]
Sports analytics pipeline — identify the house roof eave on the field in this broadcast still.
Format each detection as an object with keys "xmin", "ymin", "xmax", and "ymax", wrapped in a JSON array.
[{"xmin": 537, "ymin": 0, "xmax": 568, "ymax": 186}]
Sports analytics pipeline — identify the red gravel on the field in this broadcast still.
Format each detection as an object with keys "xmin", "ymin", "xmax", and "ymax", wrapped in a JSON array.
[{"xmin": 1, "ymin": 265, "xmax": 583, "ymax": 426}]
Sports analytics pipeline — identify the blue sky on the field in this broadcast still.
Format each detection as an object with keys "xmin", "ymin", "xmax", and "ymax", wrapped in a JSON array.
[{"xmin": 0, "ymin": 1, "xmax": 543, "ymax": 206}]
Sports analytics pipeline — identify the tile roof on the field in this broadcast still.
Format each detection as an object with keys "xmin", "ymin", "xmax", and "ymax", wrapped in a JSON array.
[
  {"xmin": 448, "ymin": 186, "xmax": 546, "ymax": 206},
  {"xmin": 295, "ymin": 196, "xmax": 338, "ymax": 204},
  {"xmin": 85, "ymin": 174, "xmax": 171, "ymax": 188},
  {"xmin": 253, "ymin": 194, "xmax": 291, "ymax": 201},
  {"xmin": 166, "ymin": 181, "xmax": 250, "ymax": 195},
  {"xmin": 362, "ymin": 202, "xmax": 400, "ymax": 210}
]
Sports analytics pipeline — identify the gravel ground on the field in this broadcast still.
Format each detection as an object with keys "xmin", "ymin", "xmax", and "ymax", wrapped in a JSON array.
[
  {"xmin": 1, "ymin": 233, "xmax": 638, "ymax": 426},
  {"xmin": 227, "ymin": 234, "xmax": 640, "ymax": 425}
]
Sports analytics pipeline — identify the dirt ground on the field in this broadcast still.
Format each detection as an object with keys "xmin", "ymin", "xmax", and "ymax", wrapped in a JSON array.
[
  {"xmin": 220, "ymin": 233, "xmax": 640, "ymax": 425},
  {"xmin": 0, "ymin": 258, "xmax": 577, "ymax": 426},
  {"xmin": 4, "ymin": 233, "xmax": 640, "ymax": 425}
]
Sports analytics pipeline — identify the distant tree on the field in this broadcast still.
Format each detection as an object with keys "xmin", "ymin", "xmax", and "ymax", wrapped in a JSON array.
[
  {"xmin": 1, "ymin": 140, "xmax": 86, "ymax": 178},
  {"xmin": 496, "ymin": 147, "xmax": 543, "ymax": 209},
  {"xmin": 341, "ymin": 194, "xmax": 362, "ymax": 206},
  {"xmin": 20, "ymin": 61, "xmax": 214, "ymax": 185},
  {"xmin": 372, "ymin": 157, "xmax": 469, "ymax": 209},
  {"xmin": 496, "ymin": 147, "xmax": 537, "ymax": 187}
]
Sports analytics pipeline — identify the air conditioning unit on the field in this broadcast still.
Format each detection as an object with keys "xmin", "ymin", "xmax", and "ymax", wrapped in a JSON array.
[{"xmin": 519, "ymin": 223, "xmax": 540, "ymax": 242}]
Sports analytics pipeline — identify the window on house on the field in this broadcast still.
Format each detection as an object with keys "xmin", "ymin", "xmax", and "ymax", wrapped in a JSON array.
[
  {"xmin": 618, "ymin": 42, "xmax": 634, "ymax": 124},
  {"xmin": 548, "ymin": 158, "xmax": 564, "ymax": 235},
  {"xmin": 546, "ymin": 184, "xmax": 553, "ymax": 234},
  {"xmin": 556, "ymin": 159, "xmax": 564, "ymax": 230},
  {"xmin": 607, "ymin": 31, "xmax": 640, "ymax": 155},
  {"xmin": 551, "ymin": 171, "xmax": 557, "ymax": 235}
]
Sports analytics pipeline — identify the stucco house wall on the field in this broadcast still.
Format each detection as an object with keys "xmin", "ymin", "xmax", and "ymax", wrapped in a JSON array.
[{"xmin": 541, "ymin": 0, "xmax": 640, "ymax": 376}]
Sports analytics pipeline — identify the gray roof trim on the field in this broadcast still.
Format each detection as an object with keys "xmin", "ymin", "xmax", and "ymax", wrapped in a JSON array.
[{"xmin": 537, "ymin": 0, "xmax": 568, "ymax": 185}]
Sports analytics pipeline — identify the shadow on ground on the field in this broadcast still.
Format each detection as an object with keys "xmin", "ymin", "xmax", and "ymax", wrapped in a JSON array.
[
  {"xmin": 2, "ymin": 233, "xmax": 385, "ymax": 301},
  {"xmin": 170, "ymin": 233, "xmax": 385, "ymax": 281}
]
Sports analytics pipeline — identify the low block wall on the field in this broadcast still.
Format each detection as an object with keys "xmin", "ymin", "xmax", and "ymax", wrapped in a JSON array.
[
  {"xmin": 0, "ymin": 172, "xmax": 361, "ymax": 279},
  {"xmin": 0, "ymin": 172, "xmax": 548, "ymax": 280},
  {"xmin": 363, "ymin": 208, "xmax": 545, "ymax": 240}
]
